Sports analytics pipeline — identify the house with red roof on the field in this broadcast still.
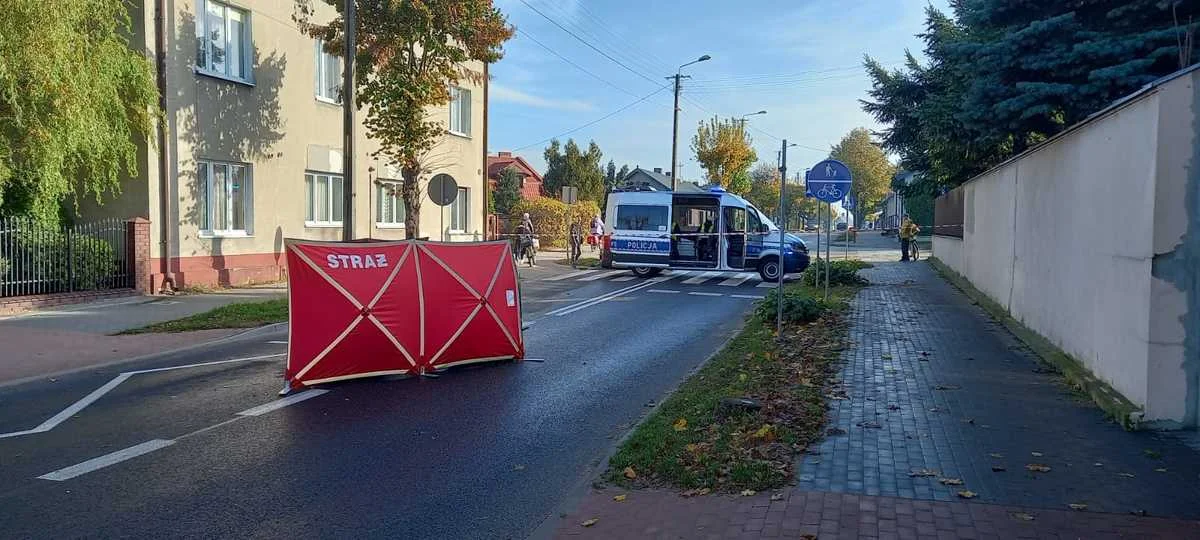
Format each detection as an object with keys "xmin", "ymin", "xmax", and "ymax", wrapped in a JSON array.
[{"xmin": 486, "ymin": 151, "xmax": 543, "ymax": 200}]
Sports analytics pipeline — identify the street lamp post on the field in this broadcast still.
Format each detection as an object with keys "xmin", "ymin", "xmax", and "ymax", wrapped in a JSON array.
[
  {"xmin": 776, "ymin": 140, "xmax": 797, "ymax": 335},
  {"xmin": 669, "ymin": 54, "xmax": 710, "ymax": 191},
  {"xmin": 341, "ymin": 0, "xmax": 356, "ymax": 241}
]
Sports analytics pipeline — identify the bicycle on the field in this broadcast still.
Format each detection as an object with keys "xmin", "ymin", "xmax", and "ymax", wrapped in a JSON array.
[{"xmin": 816, "ymin": 184, "xmax": 843, "ymax": 199}]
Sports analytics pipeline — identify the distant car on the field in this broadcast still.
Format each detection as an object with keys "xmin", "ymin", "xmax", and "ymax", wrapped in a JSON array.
[
  {"xmin": 804, "ymin": 224, "xmax": 819, "ymax": 232},
  {"xmin": 836, "ymin": 222, "xmax": 848, "ymax": 231}
]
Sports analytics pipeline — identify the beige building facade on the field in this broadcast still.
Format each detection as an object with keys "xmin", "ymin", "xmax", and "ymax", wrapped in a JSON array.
[{"xmin": 83, "ymin": 0, "xmax": 488, "ymax": 288}]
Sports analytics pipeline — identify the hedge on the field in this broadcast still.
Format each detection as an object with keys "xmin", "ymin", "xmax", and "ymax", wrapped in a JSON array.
[{"xmin": 510, "ymin": 197, "xmax": 601, "ymax": 248}]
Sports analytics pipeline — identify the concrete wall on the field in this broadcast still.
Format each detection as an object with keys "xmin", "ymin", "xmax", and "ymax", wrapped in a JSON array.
[{"xmin": 935, "ymin": 67, "xmax": 1200, "ymax": 426}]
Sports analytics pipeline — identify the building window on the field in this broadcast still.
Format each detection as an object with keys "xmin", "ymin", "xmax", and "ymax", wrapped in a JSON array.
[
  {"xmin": 198, "ymin": 160, "xmax": 251, "ymax": 235},
  {"xmin": 450, "ymin": 187, "xmax": 469, "ymax": 232},
  {"xmin": 314, "ymin": 40, "xmax": 341, "ymax": 103},
  {"xmin": 376, "ymin": 181, "xmax": 406, "ymax": 226},
  {"xmin": 305, "ymin": 173, "xmax": 344, "ymax": 226},
  {"xmin": 196, "ymin": 0, "xmax": 251, "ymax": 82},
  {"xmin": 448, "ymin": 87, "xmax": 471, "ymax": 136}
]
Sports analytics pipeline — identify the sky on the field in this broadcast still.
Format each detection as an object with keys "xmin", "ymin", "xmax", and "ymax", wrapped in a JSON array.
[{"xmin": 487, "ymin": 0, "xmax": 951, "ymax": 183}]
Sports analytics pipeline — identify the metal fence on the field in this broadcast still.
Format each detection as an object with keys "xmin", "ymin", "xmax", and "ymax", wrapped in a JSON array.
[{"xmin": 0, "ymin": 217, "xmax": 132, "ymax": 298}]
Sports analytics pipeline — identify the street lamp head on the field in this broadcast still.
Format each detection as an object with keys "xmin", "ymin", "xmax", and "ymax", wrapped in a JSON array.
[
  {"xmin": 755, "ymin": 110, "xmax": 767, "ymax": 115},
  {"xmin": 698, "ymin": 54, "xmax": 712, "ymax": 62}
]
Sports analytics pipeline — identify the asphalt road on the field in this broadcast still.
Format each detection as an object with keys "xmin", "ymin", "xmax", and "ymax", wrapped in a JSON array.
[{"xmin": 0, "ymin": 263, "xmax": 780, "ymax": 539}]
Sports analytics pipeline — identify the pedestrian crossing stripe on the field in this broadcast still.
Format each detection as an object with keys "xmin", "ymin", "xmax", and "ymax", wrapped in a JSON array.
[{"xmin": 537, "ymin": 268, "xmax": 788, "ymax": 288}]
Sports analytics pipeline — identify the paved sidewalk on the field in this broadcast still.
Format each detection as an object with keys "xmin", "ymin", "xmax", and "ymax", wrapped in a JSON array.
[
  {"xmin": 552, "ymin": 262, "xmax": 1200, "ymax": 538},
  {"xmin": 0, "ymin": 286, "xmax": 284, "ymax": 385}
]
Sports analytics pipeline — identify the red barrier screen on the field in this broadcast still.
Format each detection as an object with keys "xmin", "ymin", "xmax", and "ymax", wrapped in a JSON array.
[{"xmin": 284, "ymin": 239, "xmax": 524, "ymax": 388}]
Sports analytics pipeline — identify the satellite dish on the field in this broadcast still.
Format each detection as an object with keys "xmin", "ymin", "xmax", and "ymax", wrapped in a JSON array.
[{"xmin": 428, "ymin": 174, "xmax": 458, "ymax": 206}]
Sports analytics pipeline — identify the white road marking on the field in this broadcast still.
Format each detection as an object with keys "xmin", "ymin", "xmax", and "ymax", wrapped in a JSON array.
[
  {"xmin": 545, "ymin": 269, "xmax": 597, "ymax": 281},
  {"xmin": 718, "ymin": 274, "xmax": 754, "ymax": 286},
  {"xmin": 688, "ymin": 292, "xmax": 723, "ymax": 297},
  {"xmin": 731, "ymin": 294, "xmax": 766, "ymax": 299},
  {"xmin": 550, "ymin": 277, "xmax": 668, "ymax": 317},
  {"xmin": 578, "ymin": 270, "xmax": 628, "ymax": 281},
  {"xmin": 0, "ymin": 354, "xmax": 285, "ymax": 440},
  {"xmin": 236, "ymin": 389, "xmax": 329, "ymax": 416},
  {"xmin": 609, "ymin": 275, "xmax": 637, "ymax": 282},
  {"xmin": 682, "ymin": 271, "xmax": 723, "ymax": 284},
  {"xmin": 647, "ymin": 289, "xmax": 681, "ymax": 294},
  {"xmin": 757, "ymin": 281, "xmax": 779, "ymax": 288},
  {"xmin": 267, "ymin": 340, "xmax": 288, "ymax": 344},
  {"xmin": 38, "ymin": 439, "xmax": 175, "ymax": 481}
]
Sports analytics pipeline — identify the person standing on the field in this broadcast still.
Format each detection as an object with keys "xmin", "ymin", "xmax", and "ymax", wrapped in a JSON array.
[
  {"xmin": 569, "ymin": 220, "xmax": 583, "ymax": 268},
  {"xmin": 589, "ymin": 214, "xmax": 604, "ymax": 252},
  {"xmin": 899, "ymin": 215, "xmax": 920, "ymax": 261}
]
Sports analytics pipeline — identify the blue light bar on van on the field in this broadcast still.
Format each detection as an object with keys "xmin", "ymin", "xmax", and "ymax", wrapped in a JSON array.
[{"xmin": 708, "ymin": 187, "xmax": 726, "ymax": 193}]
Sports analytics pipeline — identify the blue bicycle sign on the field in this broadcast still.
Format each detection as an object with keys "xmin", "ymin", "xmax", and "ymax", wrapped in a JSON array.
[{"xmin": 805, "ymin": 159, "xmax": 852, "ymax": 203}]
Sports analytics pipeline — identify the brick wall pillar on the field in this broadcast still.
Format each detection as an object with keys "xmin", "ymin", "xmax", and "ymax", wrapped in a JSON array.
[{"xmin": 126, "ymin": 217, "xmax": 152, "ymax": 294}]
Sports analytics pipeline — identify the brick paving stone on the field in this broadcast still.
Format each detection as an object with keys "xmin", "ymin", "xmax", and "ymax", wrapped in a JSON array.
[{"xmin": 795, "ymin": 262, "xmax": 1200, "ymax": 518}]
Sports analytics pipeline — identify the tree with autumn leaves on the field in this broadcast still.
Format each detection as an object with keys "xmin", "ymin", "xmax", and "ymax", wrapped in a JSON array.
[
  {"xmin": 295, "ymin": 0, "xmax": 513, "ymax": 238},
  {"xmin": 691, "ymin": 116, "xmax": 756, "ymax": 195},
  {"xmin": 828, "ymin": 128, "xmax": 895, "ymax": 226}
]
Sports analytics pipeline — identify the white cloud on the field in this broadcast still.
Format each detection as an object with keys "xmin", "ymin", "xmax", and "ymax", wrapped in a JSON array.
[{"xmin": 490, "ymin": 83, "xmax": 595, "ymax": 112}]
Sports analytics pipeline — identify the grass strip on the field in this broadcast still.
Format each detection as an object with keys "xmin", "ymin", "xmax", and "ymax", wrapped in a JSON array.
[
  {"xmin": 119, "ymin": 298, "xmax": 287, "ymax": 334},
  {"xmin": 607, "ymin": 282, "xmax": 860, "ymax": 492}
]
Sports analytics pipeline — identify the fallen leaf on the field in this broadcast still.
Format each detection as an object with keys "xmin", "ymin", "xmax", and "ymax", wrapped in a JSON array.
[
  {"xmin": 919, "ymin": 351, "xmax": 931, "ymax": 357},
  {"xmin": 698, "ymin": 488, "xmax": 711, "ymax": 496},
  {"xmin": 992, "ymin": 466, "xmax": 1007, "ymax": 472},
  {"xmin": 623, "ymin": 467, "xmax": 637, "ymax": 480},
  {"xmin": 938, "ymin": 477, "xmax": 964, "ymax": 485},
  {"xmin": 739, "ymin": 373, "xmax": 748, "ymax": 382},
  {"xmin": 1155, "ymin": 468, "xmax": 1168, "ymax": 473},
  {"xmin": 1118, "ymin": 472, "xmax": 1136, "ymax": 478},
  {"xmin": 826, "ymin": 427, "xmax": 848, "ymax": 436},
  {"xmin": 613, "ymin": 495, "xmax": 627, "ymax": 502},
  {"xmin": 741, "ymin": 489, "xmax": 756, "ymax": 497},
  {"xmin": 1031, "ymin": 452, "xmax": 1043, "ymax": 457},
  {"xmin": 686, "ymin": 443, "xmax": 699, "ymax": 453},
  {"xmin": 673, "ymin": 418, "xmax": 688, "ymax": 432},
  {"xmin": 856, "ymin": 421, "xmax": 883, "ymax": 429},
  {"xmin": 753, "ymin": 424, "xmax": 775, "ymax": 439},
  {"xmin": 1143, "ymin": 449, "xmax": 1162, "ymax": 460},
  {"xmin": 581, "ymin": 518, "xmax": 598, "ymax": 527},
  {"xmin": 770, "ymin": 492, "xmax": 785, "ymax": 501},
  {"xmin": 1011, "ymin": 512, "xmax": 1035, "ymax": 521},
  {"xmin": 887, "ymin": 404, "xmax": 901, "ymax": 411},
  {"xmin": 909, "ymin": 469, "xmax": 940, "ymax": 478},
  {"xmin": 881, "ymin": 353, "xmax": 893, "ymax": 359},
  {"xmin": 957, "ymin": 490, "xmax": 977, "ymax": 499},
  {"xmin": 1025, "ymin": 464, "xmax": 1052, "ymax": 473},
  {"xmin": 512, "ymin": 464, "xmax": 526, "ymax": 471},
  {"xmin": 1068, "ymin": 503, "xmax": 1088, "ymax": 511},
  {"xmin": 934, "ymin": 384, "xmax": 961, "ymax": 390},
  {"xmin": 1093, "ymin": 462, "xmax": 1104, "ymax": 467},
  {"xmin": 989, "ymin": 453, "xmax": 1004, "ymax": 459}
]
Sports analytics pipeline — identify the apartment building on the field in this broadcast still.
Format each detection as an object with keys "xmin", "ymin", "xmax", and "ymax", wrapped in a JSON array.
[{"xmin": 82, "ymin": 0, "xmax": 488, "ymax": 289}]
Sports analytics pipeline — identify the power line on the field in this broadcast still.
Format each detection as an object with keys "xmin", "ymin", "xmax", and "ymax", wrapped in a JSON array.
[
  {"xmin": 511, "ymin": 85, "xmax": 671, "ymax": 151},
  {"xmin": 533, "ymin": 0, "xmax": 668, "ymax": 78},
  {"xmin": 569, "ymin": 2, "xmax": 673, "ymax": 75},
  {"xmin": 518, "ymin": 0, "xmax": 660, "ymax": 86},
  {"xmin": 515, "ymin": 28, "xmax": 638, "ymax": 98}
]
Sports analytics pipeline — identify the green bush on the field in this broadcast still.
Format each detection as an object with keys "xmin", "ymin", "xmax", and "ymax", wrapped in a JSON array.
[
  {"xmin": 756, "ymin": 288, "xmax": 829, "ymax": 324},
  {"xmin": 16, "ymin": 233, "xmax": 118, "ymax": 291},
  {"xmin": 510, "ymin": 197, "xmax": 601, "ymax": 248},
  {"xmin": 801, "ymin": 259, "xmax": 870, "ymax": 286}
]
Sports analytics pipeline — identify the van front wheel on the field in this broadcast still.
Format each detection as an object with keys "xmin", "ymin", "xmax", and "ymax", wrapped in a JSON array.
[
  {"xmin": 631, "ymin": 267, "xmax": 662, "ymax": 278},
  {"xmin": 758, "ymin": 257, "xmax": 781, "ymax": 282}
]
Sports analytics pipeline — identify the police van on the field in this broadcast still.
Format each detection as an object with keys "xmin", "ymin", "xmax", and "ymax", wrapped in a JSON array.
[{"xmin": 600, "ymin": 187, "xmax": 810, "ymax": 281}]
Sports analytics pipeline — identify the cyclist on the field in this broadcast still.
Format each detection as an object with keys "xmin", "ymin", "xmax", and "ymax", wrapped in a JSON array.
[{"xmin": 899, "ymin": 214, "xmax": 920, "ymax": 262}]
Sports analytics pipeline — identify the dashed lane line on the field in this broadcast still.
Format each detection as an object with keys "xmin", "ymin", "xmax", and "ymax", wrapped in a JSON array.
[
  {"xmin": 647, "ymin": 289, "xmax": 681, "ymax": 294},
  {"xmin": 688, "ymin": 292, "xmax": 723, "ymax": 297}
]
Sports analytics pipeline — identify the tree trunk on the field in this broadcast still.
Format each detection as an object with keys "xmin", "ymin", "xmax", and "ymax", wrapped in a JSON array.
[{"xmin": 401, "ymin": 164, "xmax": 421, "ymax": 239}]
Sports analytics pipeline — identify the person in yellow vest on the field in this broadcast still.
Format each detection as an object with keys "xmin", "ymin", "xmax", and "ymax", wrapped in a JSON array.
[{"xmin": 899, "ymin": 215, "xmax": 920, "ymax": 261}]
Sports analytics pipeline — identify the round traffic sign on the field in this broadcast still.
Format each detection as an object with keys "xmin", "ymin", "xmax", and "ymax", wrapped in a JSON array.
[{"xmin": 428, "ymin": 174, "xmax": 458, "ymax": 206}]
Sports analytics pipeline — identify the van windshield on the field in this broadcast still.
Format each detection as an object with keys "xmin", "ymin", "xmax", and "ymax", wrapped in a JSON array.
[
  {"xmin": 747, "ymin": 204, "xmax": 778, "ymax": 231},
  {"xmin": 616, "ymin": 205, "xmax": 669, "ymax": 231}
]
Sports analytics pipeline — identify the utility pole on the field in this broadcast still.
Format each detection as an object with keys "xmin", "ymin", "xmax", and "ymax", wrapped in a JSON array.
[
  {"xmin": 341, "ymin": 0, "xmax": 356, "ymax": 241},
  {"xmin": 669, "ymin": 73, "xmax": 687, "ymax": 192},
  {"xmin": 775, "ymin": 139, "xmax": 788, "ymax": 334}
]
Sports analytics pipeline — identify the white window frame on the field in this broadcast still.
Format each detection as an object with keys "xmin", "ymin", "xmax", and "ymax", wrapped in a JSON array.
[
  {"xmin": 196, "ymin": 0, "xmax": 253, "ymax": 84},
  {"xmin": 305, "ymin": 172, "xmax": 344, "ymax": 228},
  {"xmin": 449, "ymin": 187, "xmax": 469, "ymax": 232},
  {"xmin": 314, "ymin": 39, "xmax": 341, "ymax": 104},
  {"xmin": 375, "ymin": 180, "xmax": 406, "ymax": 228},
  {"xmin": 198, "ymin": 160, "xmax": 252, "ymax": 237},
  {"xmin": 448, "ymin": 86, "xmax": 471, "ymax": 137}
]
